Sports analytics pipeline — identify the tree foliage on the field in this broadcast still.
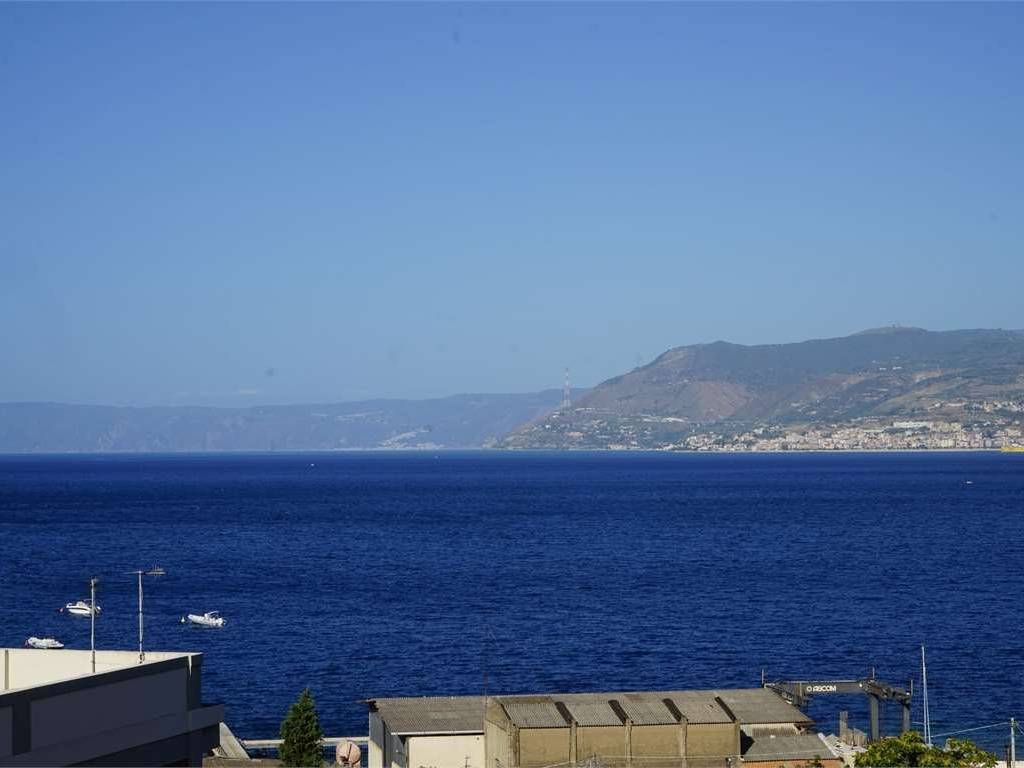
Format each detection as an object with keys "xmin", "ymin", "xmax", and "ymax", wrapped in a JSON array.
[
  {"xmin": 279, "ymin": 688, "xmax": 324, "ymax": 767},
  {"xmin": 855, "ymin": 731, "xmax": 997, "ymax": 768}
]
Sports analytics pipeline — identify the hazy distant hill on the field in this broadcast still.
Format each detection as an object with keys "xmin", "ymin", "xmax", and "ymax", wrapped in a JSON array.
[
  {"xmin": 502, "ymin": 327, "xmax": 1024, "ymax": 449},
  {"xmin": 0, "ymin": 390, "xmax": 582, "ymax": 453}
]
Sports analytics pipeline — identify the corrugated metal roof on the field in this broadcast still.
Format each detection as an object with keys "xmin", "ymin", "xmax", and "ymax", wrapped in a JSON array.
[
  {"xmin": 501, "ymin": 697, "xmax": 569, "ymax": 728},
  {"xmin": 743, "ymin": 733, "xmax": 836, "ymax": 762},
  {"xmin": 368, "ymin": 696, "xmax": 485, "ymax": 735},
  {"xmin": 741, "ymin": 725, "xmax": 802, "ymax": 739},
  {"xmin": 616, "ymin": 695, "xmax": 679, "ymax": 726},
  {"xmin": 715, "ymin": 689, "xmax": 812, "ymax": 725},
  {"xmin": 559, "ymin": 696, "xmax": 624, "ymax": 727},
  {"xmin": 366, "ymin": 688, "xmax": 810, "ymax": 735},
  {"xmin": 660, "ymin": 692, "xmax": 733, "ymax": 724}
]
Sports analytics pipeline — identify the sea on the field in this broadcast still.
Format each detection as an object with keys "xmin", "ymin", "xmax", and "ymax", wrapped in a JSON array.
[{"xmin": 1, "ymin": 451, "xmax": 1022, "ymax": 751}]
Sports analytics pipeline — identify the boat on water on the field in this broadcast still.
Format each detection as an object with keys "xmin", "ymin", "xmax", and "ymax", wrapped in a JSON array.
[
  {"xmin": 25, "ymin": 636, "xmax": 65, "ymax": 649},
  {"xmin": 1001, "ymin": 445, "xmax": 1024, "ymax": 453},
  {"xmin": 62, "ymin": 600, "xmax": 101, "ymax": 616},
  {"xmin": 182, "ymin": 611, "xmax": 225, "ymax": 628}
]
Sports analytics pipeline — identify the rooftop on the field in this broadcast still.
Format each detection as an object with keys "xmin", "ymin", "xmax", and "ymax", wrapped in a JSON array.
[
  {"xmin": 716, "ymin": 689, "xmax": 815, "ymax": 726},
  {"xmin": 1, "ymin": 647, "xmax": 199, "ymax": 693},
  {"xmin": 366, "ymin": 687, "xmax": 810, "ymax": 735},
  {"xmin": 742, "ymin": 733, "xmax": 838, "ymax": 762},
  {"xmin": 367, "ymin": 696, "xmax": 486, "ymax": 735}
]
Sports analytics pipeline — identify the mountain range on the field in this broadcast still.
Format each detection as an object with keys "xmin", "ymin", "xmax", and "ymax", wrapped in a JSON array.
[
  {"xmin": 4, "ymin": 327, "xmax": 1024, "ymax": 453},
  {"xmin": 0, "ymin": 391, "xmax": 581, "ymax": 453},
  {"xmin": 501, "ymin": 327, "xmax": 1024, "ymax": 449}
]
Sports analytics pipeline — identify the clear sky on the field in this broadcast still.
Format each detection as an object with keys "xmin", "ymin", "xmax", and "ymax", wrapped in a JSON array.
[{"xmin": 2, "ymin": 3, "xmax": 1022, "ymax": 406}]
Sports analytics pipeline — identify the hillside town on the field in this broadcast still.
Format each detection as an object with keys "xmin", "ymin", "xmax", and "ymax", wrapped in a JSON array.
[
  {"xmin": 678, "ymin": 419, "xmax": 1023, "ymax": 452},
  {"xmin": 519, "ymin": 398, "xmax": 1024, "ymax": 452}
]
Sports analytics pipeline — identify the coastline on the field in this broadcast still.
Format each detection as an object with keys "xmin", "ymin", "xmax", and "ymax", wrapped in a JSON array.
[{"xmin": 0, "ymin": 446, "xmax": 1015, "ymax": 457}]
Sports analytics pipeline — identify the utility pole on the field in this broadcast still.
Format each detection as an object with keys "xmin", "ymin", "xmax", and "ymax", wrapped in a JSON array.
[
  {"xmin": 89, "ymin": 577, "xmax": 98, "ymax": 674},
  {"xmin": 1010, "ymin": 717, "xmax": 1016, "ymax": 768},
  {"xmin": 131, "ymin": 568, "xmax": 164, "ymax": 663},
  {"xmin": 137, "ymin": 570, "xmax": 144, "ymax": 663},
  {"xmin": 921, "ymin": 645, "xmax": 931, "ymax": 747}
]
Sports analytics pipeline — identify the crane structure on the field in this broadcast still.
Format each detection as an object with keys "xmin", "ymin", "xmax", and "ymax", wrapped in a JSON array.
[{"xmin": 765, "ymin": 675, "xmax": 912, "ymax": 742}]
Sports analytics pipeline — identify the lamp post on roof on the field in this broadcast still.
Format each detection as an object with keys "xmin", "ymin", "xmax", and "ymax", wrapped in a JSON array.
[
  {"xmin": 129, "ymin": 567, "xmax": 166, "ymax": 663},
  {"xmin": 89, "ymin": 577, "xmax": 99, "ymax": 673}
]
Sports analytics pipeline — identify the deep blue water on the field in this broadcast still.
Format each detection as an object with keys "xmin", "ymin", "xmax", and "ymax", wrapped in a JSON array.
[{"xmin": 1, "ymin": 452, "xmax": 1022, "ymax": 750}]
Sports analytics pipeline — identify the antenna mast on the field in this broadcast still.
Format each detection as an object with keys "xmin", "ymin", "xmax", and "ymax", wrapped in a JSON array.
[{"xmin": 562, "ymin": 368, "xmax": 571, "ymax": 411}]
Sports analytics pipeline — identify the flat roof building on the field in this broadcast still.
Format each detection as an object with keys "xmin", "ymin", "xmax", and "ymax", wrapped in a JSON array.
[{"xmin": 1, "ymin": 647, "xmax": 223, "ymax": 767}]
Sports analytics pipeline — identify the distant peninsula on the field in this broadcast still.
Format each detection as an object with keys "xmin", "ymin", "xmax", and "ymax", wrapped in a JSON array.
[
  {"xmin": 0, "ymin": 391, "xmax": 580, "ymax": 453},
  {"xmin": 501, "ymin": 327, "xmax": 1024, "ymax": 451}
]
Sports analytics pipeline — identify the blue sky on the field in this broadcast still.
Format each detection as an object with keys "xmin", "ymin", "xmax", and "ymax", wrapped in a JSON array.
[{"xmin": 2, "ymin": 3, "xmax": 1022, "ymax": 406}]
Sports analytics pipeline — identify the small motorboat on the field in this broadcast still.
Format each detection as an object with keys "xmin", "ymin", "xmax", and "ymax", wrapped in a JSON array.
[
  {"xmin": 26, "ymin": 636, "xmax": 65, "ymax": 649},
  {"xmin": 62, "ymin": 600, "xmax": 101, "ymax": 616},
  {"xmin": 183, "ymin": 611, "xmax": 225, "ymax": 628}
]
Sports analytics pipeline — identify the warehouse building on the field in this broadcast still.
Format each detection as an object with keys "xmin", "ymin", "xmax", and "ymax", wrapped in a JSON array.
[{"xmin": 366, "ymin": 688, "xmax": 828, "ymax": 768}]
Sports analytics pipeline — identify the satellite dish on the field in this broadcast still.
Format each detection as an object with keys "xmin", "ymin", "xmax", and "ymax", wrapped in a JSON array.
[{"xmin": 336, "ymin": 740, "xmax": 361, "ymax": 766}]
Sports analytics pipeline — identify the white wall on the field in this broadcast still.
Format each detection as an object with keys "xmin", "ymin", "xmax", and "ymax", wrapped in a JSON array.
[
  {"xmin": 3, "ymin": 649, "xmax": 189, "ymax": 690},
  {"xmin": 407, "ymin": 735, "xmax": 484, "ymax": 768}
]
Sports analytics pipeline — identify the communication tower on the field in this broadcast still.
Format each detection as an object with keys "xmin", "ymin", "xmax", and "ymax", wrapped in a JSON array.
[{"xmin": 562, "ymin": 368, "xmax": 571, "ymax": 411}]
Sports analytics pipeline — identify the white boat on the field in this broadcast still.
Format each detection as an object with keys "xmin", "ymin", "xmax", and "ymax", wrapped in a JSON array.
[
  {"xmin": 26, "ymin": 636, "xmax": 65, "ymax": 649},
  {"xmin": 184, "ymin": 611, "xmax": 225, "ymax": 628},
  {"xmin": 62, "ymin": 600, "xmax": 101, "ymax": 616}
]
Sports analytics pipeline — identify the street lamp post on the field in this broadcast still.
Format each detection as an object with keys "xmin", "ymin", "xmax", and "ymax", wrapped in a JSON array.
[
  {"xmin": 130, "ymin": 567, "xmax": 165, "ymax": 663},
  {"xmin": 89, "ymin": 577, "xmax": 98, "ymax": 673}
]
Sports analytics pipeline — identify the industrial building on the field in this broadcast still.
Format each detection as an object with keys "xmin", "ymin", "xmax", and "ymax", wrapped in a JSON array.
[
  {"xmin": 366, "ymin": 688, "xmax": 837, "ymax": 768},
  {"xmin": 1, "ymin": 647, "xmax": 223, "ymax": 766},
  {"xmin": 740, "ymin": 733, "xmax": 842, "ymax": 768}
]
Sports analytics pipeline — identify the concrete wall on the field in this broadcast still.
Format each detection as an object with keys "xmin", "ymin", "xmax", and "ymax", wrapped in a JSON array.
[
  {"xmin": 367, "ymin": 713, "xmax": 409, "ymax": 768},
  {"xmin": 407, "ymin": 734, "xmax": 484, "ymax": 768},
  {"xmin": 30, "ymin": 668, "xmax": 188, "ymax": 750},
  {"xmin": 484, "ymin": 719, "xmax": 511, "ymax": 768},
  {"xmin": 518, "ymin": 728, "xmax": 571, "ymax": 768},
  {"xmin": 369, "ymin": 711, "xmax": 386, "ymax": 768},
  {"xmin": 0, "ymin": 707, "xmax": 11, "ymax": 759},
  {"xmin": 631, "ymin": 723, "xmax": 682, "ymax": 764},
  {"xmin": 688, "ymin": 723, "xmax": 739, "ymax": 768},
  {"xmin": 577, "ymin": 726, "xmax": 626, "ymax": 761}
]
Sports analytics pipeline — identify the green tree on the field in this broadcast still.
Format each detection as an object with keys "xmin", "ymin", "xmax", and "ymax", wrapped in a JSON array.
[
  {"xmin": 279, "ymin": 688, "xmax": 324, "ymax": 767},
  {"xmin": 855, "ymin": 731, "xmax": 996, "ymax": 768},
  {"xmin": 939, "ymin": 738, "xmax": 999, "ymax": 768}
]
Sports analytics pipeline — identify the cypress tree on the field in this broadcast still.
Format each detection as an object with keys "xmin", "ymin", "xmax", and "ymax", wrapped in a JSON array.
[{"xmin": 279, "ymin": 688, "xmax": 324, "ymax": 767}]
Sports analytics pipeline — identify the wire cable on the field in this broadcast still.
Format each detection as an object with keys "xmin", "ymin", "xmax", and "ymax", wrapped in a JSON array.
[{"xmin": 931, "ymin": 722, "xmax": 1008, "ymax": 739}]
